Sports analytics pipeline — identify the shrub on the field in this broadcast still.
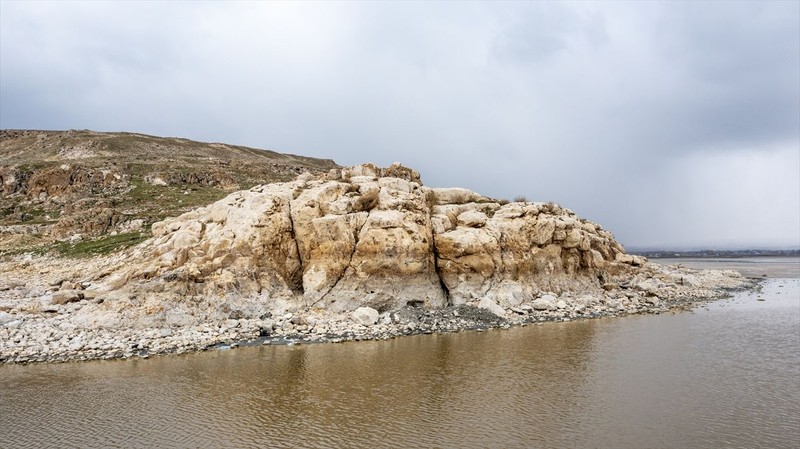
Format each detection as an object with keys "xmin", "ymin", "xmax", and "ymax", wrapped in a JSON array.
[
  {"xmin": 425, "ymin": 190, "xmax": 437, "ymax": 210},
  {"xmin": 354, "ymin": 189, "xmax": 380, "ymax": 212}
]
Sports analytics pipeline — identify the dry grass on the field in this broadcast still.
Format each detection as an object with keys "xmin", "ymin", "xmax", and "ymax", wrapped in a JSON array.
[
  {"xmin": 353, "ymin": 189, "xmax": 380, "ymax": 212},
  {"xmin": 425, "ymin": 191, "xmax": 437, "ymax": 210}
]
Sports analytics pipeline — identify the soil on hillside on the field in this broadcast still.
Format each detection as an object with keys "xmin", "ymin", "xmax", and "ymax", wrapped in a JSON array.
[{"xmin": 0, "ymin": 129, "xmax": 338, "ymax": 256}]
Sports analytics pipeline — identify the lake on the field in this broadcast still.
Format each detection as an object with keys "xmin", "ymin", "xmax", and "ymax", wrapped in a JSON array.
[{"xmin": 1, "ymin": 258, "xmax": 798, "ymax": 448}]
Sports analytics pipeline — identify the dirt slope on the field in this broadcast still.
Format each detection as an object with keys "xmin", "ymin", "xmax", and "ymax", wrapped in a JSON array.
[{"xmin": 0, "ymin": 129, "xmax": 338, "ymax": 256}]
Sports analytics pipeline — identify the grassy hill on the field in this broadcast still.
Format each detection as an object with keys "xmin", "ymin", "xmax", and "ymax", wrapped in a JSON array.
[{"xmin": 0, "ymin": 129, "xmax": 338, "ymax": 256}]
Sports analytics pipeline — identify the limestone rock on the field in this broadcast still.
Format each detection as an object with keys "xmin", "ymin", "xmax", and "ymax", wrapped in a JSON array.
[
  {"xmin": 435, "ymin": 227, "xmax": 501, "ymax": 304},
  {"xmin": 430, "ymin": 188, "xmax": 487, "ymax": 205},
  {"xmin": 287, "ymin": 176, "xmax": 445, "ymax": 312},
  {"xmin": 532, "ymin": 295, "xmax": 557, "ymax": 311},
  {"xmin": 457, "ymin": 210, "xmax": 487, "ymax": 228},
  {"xmin": 351, "ymin": 307, "xmax": 379, "ymax": 325},
  {"xmin": 2, "ymin": 280, "xmax": 25, "ymax": 290},
  {"xmin": 478, "ymin": 297, "xmax": 506, "ymax": 318},
  {"xmin": 91, "ymin": 163, "xmax": 640, "ymax": 319},
  {"xmin": 60, "ymin": 281, "xmax": 82, "ymax": 291},
  {"xmin": 485, "ymin": 280, "xmax": 532, "ymax": 307},
  {"xmin": 616, "ymin": 253, "xmax": 646, "ymax": 266},
  {"xmin": 0, "ymin": 311, "xmax": 14, "ymax": 325},
  {"xmin": 51, "ymin": 290, "xmax": 83, "ymax": 305},
  {"xmin": 68, "ymin": 338, "xmax": 84, "ymax": 352}
]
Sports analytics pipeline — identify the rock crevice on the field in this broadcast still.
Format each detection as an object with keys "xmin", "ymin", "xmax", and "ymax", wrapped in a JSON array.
[
  {"xmin": 431, "ymin": 233, "xmax": 451, "ymax": 303},
  {"xmin": 318, "ymin": 211, "xmax": 369, "ymax": 307},
  {"xmin": 285, "ymin": 195, "xmax": 304, "ymax": 294}
]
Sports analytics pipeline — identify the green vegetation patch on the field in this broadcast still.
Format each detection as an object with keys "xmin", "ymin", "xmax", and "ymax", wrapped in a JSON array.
[
  {"xmin": 17, "ymin": 206, "xmax": 59, "ymax": 224},
  {"xmin": 0, "ymin": 232, "xmax": 149, "ymax": 259},
  {"xmin": 48, "ymin": 232, "xmax": 149, "ymax": 258},
  {"xmin": 125, "ymin": 178, "xmax": 229, "ymax": 214}
]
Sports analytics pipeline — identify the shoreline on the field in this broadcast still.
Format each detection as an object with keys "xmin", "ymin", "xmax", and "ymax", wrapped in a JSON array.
[
  {"xmin": 2, "ymin": 164, "xmax": 785, "ymax": 366},
  {"xmin": 651, "ymin": 256, "xmax": 800, "ymax": 279},
  {"xmin": 213, "ymin": 282, "xmax": 760, "ymax": 349},
  {"xmin": 1, "ymin": 267, "xmax": 760, "ymax": 364}
]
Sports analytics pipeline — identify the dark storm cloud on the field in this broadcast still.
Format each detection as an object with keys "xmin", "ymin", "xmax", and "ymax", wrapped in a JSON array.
[{"xmin": 1, "ymin": 1, "xmax": 798, "ymax": 248}]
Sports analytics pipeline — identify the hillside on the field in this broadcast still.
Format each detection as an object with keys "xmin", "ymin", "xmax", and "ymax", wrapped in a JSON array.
[{"xmin": 0, "ymin": 129, "xmax": 338, "ymax": 256}]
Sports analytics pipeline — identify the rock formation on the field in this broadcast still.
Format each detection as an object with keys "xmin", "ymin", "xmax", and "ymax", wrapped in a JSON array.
[
  {"xmin": 1, "ymin": 162, "xmax": 754, "ymax": 363},
  {"xmin": 91, "ymin": 163, "xmax": 647, "ymax": 317}
]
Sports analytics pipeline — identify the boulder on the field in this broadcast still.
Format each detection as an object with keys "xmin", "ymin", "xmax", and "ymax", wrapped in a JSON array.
[
  {"xmin": 51, "ymin": 290, "xmax": 83, "ymax": 305},
  {"xmin": 60, "ymin": 281, "xmax": 82, "ymax": 291},
  {"xmin": 457, "ymin": 210, "xmax": 488, "ymax": 228},
  {"xmin": 616, "ymin": 253, "xmax": 634, "ymax": 264},
  {"xmin": 478, "ymin": 297, "xmax": 506, "ymax": 318},
  {"xmin": 429, "ymin": 188, "xmax": 486, "ymax": 205},
  {"xmin": 532, "ymin": 295, "xmax": 557, "ymax": 311},
  {"xmin": 351, "ymin": 307, "xmax": 379, "ymax": 325},
  {"xmin": 0, "ymin": 311, "xmax": 15, "ymax": 325},
  {"xmin": 2, "ymin": 280, "xmax": 25, "ymax": 290}
]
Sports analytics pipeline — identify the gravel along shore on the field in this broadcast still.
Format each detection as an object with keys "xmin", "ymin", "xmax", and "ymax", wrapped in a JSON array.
[{"xmin": 0, "ymin": 258, "xmax": 757, "ymax": 364}]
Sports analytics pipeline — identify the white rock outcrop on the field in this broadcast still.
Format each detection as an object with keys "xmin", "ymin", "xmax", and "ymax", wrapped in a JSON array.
[{"xmin": 88, "ymin": 163, "xmax": 654, "ymax": 320}]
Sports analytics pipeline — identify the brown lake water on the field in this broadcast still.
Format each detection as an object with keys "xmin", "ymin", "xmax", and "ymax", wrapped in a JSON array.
[{"xmin": 1, "ymin": 260, "xmax": 799, "ymax": 448}]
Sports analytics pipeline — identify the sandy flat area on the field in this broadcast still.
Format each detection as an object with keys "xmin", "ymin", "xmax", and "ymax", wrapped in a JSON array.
[{"xmin": 652, "ymin": 256, "xmax": 800, "ymax": 279}]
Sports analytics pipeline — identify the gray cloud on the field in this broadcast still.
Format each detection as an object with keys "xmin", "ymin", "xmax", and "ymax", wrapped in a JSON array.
[{"xmin": 1, "ymin": 1, "xmax": 798, "ymax": 249}]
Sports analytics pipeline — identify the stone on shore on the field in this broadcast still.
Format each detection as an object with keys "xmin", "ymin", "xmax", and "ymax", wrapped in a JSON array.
[
  {"xmin": 0, "ymin": 311, "xmax": 15, "ymax": 325},
  {"xmin": 352, "ymin": 307, "xmax": 379, "ymax": 325},
  {"xmin": 478, "ymin": 297, "xmax": 506, "ymax": 318},
  {"xmin": 532, "ymin": 295, "xmax": 557, "ymax": 311}
]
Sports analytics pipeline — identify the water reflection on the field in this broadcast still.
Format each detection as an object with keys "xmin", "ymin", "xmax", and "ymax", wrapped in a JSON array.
[{"xmin": 2, "ymin": 280, "xmax": 798, "ymax": 449}]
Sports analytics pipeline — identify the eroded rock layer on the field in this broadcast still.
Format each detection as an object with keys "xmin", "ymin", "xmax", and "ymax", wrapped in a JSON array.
[{"xmin": 95, "ymin": 163, "xmax": 646, "ymax": 315}]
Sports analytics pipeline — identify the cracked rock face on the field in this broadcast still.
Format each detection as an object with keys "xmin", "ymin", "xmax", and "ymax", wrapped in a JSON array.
[{"xmin": 96, "ymin": 163, "xmax": 646, "ymax": 314}]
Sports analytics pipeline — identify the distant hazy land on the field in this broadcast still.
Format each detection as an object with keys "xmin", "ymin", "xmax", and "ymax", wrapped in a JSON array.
[{"xmin": 630, "ymin": 248, "xmax": 800, "ymax": 259}]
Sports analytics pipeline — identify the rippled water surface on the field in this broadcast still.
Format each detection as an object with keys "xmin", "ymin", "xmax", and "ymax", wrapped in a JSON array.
[{"xmin": 2, "ymin": 276, "xmax": 798, "ymax": 448}]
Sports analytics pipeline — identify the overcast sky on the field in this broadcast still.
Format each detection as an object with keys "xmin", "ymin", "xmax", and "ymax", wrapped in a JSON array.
[{"xmin": 1, "ymin": 1, "xmax": 798, "ymax": 249}]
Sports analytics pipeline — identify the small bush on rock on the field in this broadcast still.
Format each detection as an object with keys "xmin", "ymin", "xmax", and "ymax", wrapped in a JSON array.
[{"xmin": 354, "ymin": 189, "xmax": 380, "ymax": 212}]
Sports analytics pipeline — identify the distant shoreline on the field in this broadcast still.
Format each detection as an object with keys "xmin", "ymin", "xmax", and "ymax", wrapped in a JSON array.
[
  {"xmin": 630, "ymin": 250, "xmax": 800, "ymax": 259},
  {"xmin": 650, "ymin": 256, "xmax": 800, "ymax": 279}
]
